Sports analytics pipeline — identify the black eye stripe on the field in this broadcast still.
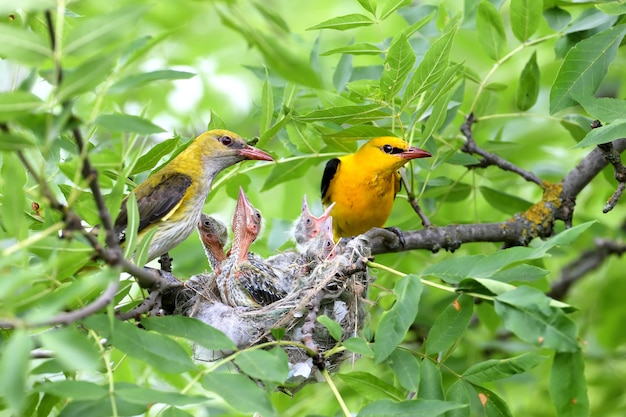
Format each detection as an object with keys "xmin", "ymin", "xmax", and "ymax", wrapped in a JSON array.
[{"xmin": 381, "ymin": 145, "xmax": 405, "ymax": 154}]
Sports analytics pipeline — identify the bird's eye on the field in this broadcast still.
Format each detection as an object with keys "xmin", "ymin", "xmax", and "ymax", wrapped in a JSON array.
[
  {"xmin": 203, "ymin": 220, "xmax": 211, "ymax": 227},
  {"xmin": 305, "ymin": 218, "xmax": 312, "ymax": 225},
  {"xmin": 382, "ymin": 144, "xmax": 393, "ymax": 154},
  {"xmin": 220, "ymin": 136, "xmax": 233, "ymax": 146}
]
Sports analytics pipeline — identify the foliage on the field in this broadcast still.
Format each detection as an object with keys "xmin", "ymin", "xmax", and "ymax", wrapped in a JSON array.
[{"xmin": 1, "ymin": 0, "xmax": 626, "ymax": 416}]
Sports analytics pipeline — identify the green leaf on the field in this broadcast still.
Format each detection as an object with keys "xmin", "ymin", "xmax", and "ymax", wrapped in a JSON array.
[
  {"xmin": 64, "ymin": 6, "xmax": 151, "ymax": 56},
  {"xmin": 462, "ymin": 352, "xmax": 547, "ymax": 384},
  {"xmin": 489, "ymin": 264, "xmax": 548, "ymax": 283},
  {"xmin": 141, "ymin": 316, "xmax": 236, "ymax": 351},
  {"xmin": 419, "ymin": 359, "xmax": 444, "ymax": 400},
  {"xmin": 0, "ymin": 23, "xmax": 50, "ymax": 65},
  {"xmin": 510, "ymin": 0, "xmax": 542, "ymax": 42},
  {"xmin": 543, "ymin": 7, "xmax": 571, "ymax": 32},
  {"xmin": 494, "ymin": 286, "xmax": 579, "ymax": 352},
  {"xmin": 85, "ymin": 315, "xmax": 197, "ymax": 373},
  {"xmin": 324, "ymin": 125, "xmax": 395, "ymax": 139},
  {"xmin": 388, "ymin": 348, "xmax": 421, "ymax": 391},
  {"xmin": 515, "ymin": 52, "xmax": 540, "ymax": 111},
  {"xmin": 35, "ymin": 381, "xmax": 107, "ymax": 400},
  {"xmin": 403, "ymin": 23, "xmax": 457, "ymax": 107},
  {"xmin": 0, "ymin": 91, "xmax": 43, "ymax": 122},
  {"xmin": 0, "ymin": 132, "xmax": 37, "ymax": 151},
  {"xmin": 95, "ymin": 114, "xmax": 165, "ymax": 134},
  {"xmin": 109, "ymin": 69, "xmax": 195, "ymax": 93},
  {"xmin": 57, "ymin": 54, "xmax": 118, "ymax": 101},
  {"xmin": 563, "ymin": 8, "xmax": 617, "ymax": 35},
  {"xmin": 476, "ymin": 1, "xmax": 507, "ymax": 61},
  {"xmin": 479, "ymin": 186, "xmax": 533, "ymax": 214},
  {"xmin": 321, "ymin": 43, "xmax": 382, "ymax": 56},
  {"xmin": 123, "ymin": 193, "xmax": 139, "ymax": 259},
  {"xmin": 445, "ymin": 380, "xmax": 470, "ymax": 417},
  {"xmin": 550, "ymin": 25, "xmax": 626, "ymax": 114},
  {"xmin": 260, "ymin": 69, "xmax": 274, "ymax": 133},
  {"xmin": 374, "ymin": 275, "xmax": 423, "ymax": 363},
  {"xmin": 576, "ymin": 96, "xmax": 626, "ymax": 124},
  {"xmin": 597, "ymin": 2, "xmax": 626, "ymax": 16},
  {"xmin": 549, "ymin": 351, "xmax": 590, "ymax": 417},
  {"xmin": 425, "ymin": 295, "xmax": 473, "ymax": 354},
  {"xmin": 135, "ymin": 226, "xmax": 158, "ymax": 267},
  {"xmin": 261, "ymin": 157, "xmax": 315, "ymax": 191},
  {"xmin": 1, "ymin": 152, "xmax": 27, "ymax": 239},
  {"xmin": 202, "ymin": 373, "xmax": 275, "ymax": 417},
  {"xmin": 379, "ymin": 0, "xmax": 412, "ymax": 21},
  {"xmin": 575, "ymin": 119, "xmax": 626, "ymax": 148},
  {"xmin": 380, "ymin": 33, "xmax": 415, "ymax": 101},
  {"xmin": 131, "ymin": 136, "xmax": 181, "ymax": 175},
  {"xmin": 358, "ymin": 0, "xmax": 377, "ymax": 15},
  {"xmin": 337, "ymin": 371, "xmax": 405, "ymax": 401},
  {"xmin": 358, "ymin": 399, "xmax": 466, "ymax": 417},
  {"xmin": 473, "ymin": 386, "xmax": 513, "ymax": 417},
  {"xmin": 0, "ymin": 330, "xmax": 33, "ymax": 415},
  {"xmin": 317, "ymin": 315, "xmax": 343, "ymax": 341},
  {"xmin": 0, "ymin": 0, "xmax": 55, "ymax": 14},
  {"xmin": 161, "ymin": 407, "xmax": 194, "ymax": 417},
  {"xmin": 115, "ymin": 383, "xmax": 206, "ymax": 407},
  {"xmin": 343, "ymin": 337, "xmax": 374, "ymax": 357},
  {"xmin": 233, "ymin": 348, "xmax": 289, "ymax": 383},
  {"xmin": 38, "ymin": 327, "xmax": 102, "ymax": 372},
  {"xmin": 295, "ymin": 104, "xmax": 389, "ymax": 124},
  {"xmin": 307, "ymin": 14, "xmax": 374, "ymax": 31}
]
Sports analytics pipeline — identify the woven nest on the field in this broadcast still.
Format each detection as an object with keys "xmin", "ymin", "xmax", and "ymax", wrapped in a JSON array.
[{"xmin": 174, "ymin": 235, "xmax": 372, "ymax": 389}]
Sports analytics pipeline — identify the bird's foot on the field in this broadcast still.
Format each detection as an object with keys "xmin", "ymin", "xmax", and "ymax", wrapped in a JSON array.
[
  {"xmin": 365, "ymin": 227, "xmax": 405, "ymax": 249},
  {"xmin": 158, "ymin": 252, "xmax": 173, "ymax": 273}
]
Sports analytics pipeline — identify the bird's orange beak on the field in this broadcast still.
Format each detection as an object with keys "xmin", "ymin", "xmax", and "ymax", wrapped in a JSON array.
[
  {"xmin": 401, "ymin": 146, "xmax": 431, "ymax": 160},
  {"xmin": 238, "ymin": 145, "xmax": 274, "ymax": 162}
]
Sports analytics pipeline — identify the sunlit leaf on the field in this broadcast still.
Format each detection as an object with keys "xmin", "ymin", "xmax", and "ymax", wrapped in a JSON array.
[
  {"xmin": 202, "ymin": 373, "xmax": 275, "ymax": 417},
  {"xmin": 494, "ymin": 286, "xmax": 579, "ymax": 352},
  {"xmin": 337, "ymin": 372, "xmax": 405, "ymax": 401},
  {"xmin": 380, "ymin": 33, "xmax": 415, "ymax": 101},
  {"xmin": 95, "ymin": 113, "xmax": 165, "ymax": 134},
  {"xmin": 550, "ymin": 25, "xmax": 626, "ymax": 114},
  {"xmin": 462, "ymin": 352, "xmax": 547, "ymax": 384},
  {"xmin": 510, "ymin": 0, "xmax": 542, "ymax": 42},
  {"xmin": 234, "ymin": 348, "xmax": 289, "ymax": 383},
  {"xmin": 388, "ymin": 348, "xmax": 420, "ymax": 391},
  {"xmin": 39, "ymin": 326, "xmax": 103, "ymax": 372},
  {"xmin": 0, "ymin": 23, "xmax": 50, "ymax": 65},
  {"xmin": 476, "ymin": 1, "xmax": 506, "ymax": 61},
  {"xmin": 321, "ymin": 43, "xmax": 382, "ymax": 56},
  {"xmin": 317, "ymin": 314, "xmax": 343, "ymax": 341},
  {"xmin": 307, "ymin": 14, "xmax": 374, "ymax": 31},
  {"xmin": 142, "ymin": 316, "xmax": 236, "ymax": 351},
  {"xmin": 109, "ymin": 70, "xmax": 195, "ymax": 93},
  {"xmin": 0, "ymin": 330, "xmax": 32, "ymax": 415}
]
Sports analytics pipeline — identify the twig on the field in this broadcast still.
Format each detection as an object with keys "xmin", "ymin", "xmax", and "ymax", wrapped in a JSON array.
[
  {"xmin": 461, "ymin": 113, "xmax": 543, "ymax": 185},
  {"xmin": 592, "ymin": 120, "xmax": 626, "ymax": 213},
  {"xmin": 548, "ymin": 238, "xmax": 626, "ymax": 300},
  {"xmin": 115, "ymin": 290, "xmax": 160, "ymax": 321},
  {"xmin": 400, "ymin": 173, "xmax": 431, "ymax": 227},
  {"xmin": 159, "ymin": 253, "xmax": 173, "ymax": 273},
  {"xmin": 0, "ymin": 280, "xmax": 120, "ymax": 329}
]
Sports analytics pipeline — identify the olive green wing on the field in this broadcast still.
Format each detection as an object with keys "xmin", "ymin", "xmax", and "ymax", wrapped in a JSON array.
[{"xmin": 114, "ymin": 172, "xmax": 192, "ymax": 242}]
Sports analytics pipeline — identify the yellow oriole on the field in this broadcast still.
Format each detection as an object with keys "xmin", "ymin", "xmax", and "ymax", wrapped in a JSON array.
[
  {"xmin": 114, "ymin": 129, "xmax": 273, "ymax": 263},
  {"xmin": 321, "ymin": 136, "xmax": 431, "ymax": 239}
]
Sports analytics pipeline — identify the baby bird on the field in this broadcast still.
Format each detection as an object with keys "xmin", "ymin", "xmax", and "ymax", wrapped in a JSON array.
[
  {"xmin": 197, "ymin": 214, "xmax": 228, "ymax": 273},
  {"xmin": 216, "ymin": 188, "xmax": 287, "ymax": 307},
  {"xmin": 293, "ymin": 195, "xmax": 335, "ymax": 252}
]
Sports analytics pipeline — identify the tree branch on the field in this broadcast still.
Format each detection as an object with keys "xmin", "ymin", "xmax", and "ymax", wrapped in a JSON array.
[{"xmin": 461, "ymin": 113, "xmax": 543, "ymax": 185}]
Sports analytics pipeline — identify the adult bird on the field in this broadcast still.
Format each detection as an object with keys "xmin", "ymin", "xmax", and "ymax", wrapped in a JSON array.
[
  {"xmin": 292, "ymin": 195, "xmax": 335, "ymax": 252},
  {"xmin": 114, "ymin": 129, "xmax": 273, "ymax": 264},
  {"xmin": 197, "ymin": 214, "xmax": 228, "ymax": 273},
  {"xmin": 321, "ymin": 136, "xmax": 431, "ymax": 240},
  {"xmin": 216, "ymin": 187, "xmax": 287, "ymax": 307}
]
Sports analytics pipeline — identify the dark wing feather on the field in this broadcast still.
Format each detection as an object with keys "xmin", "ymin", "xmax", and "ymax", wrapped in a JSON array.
[
  {"xmin": 321, "ymin": 158, "xmax": 341, "ymax": 203},
  {"xmin": 393, "ymin": 171, "xmax": 402, "ymax": 199},
  {"xmin": 114, "ymin": 172, "xmax": 192, "ymax": 242}
]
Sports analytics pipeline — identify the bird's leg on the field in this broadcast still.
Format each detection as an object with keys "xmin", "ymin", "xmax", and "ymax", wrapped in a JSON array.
[{"xmin": 158, "ymin": 252, "xmax": 173, "ymax": 272}]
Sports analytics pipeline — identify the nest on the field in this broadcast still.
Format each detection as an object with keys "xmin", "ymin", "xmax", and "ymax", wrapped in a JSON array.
[{"xmin": 175, "ymin": 235, "xmax": 372, "ymax": 389}]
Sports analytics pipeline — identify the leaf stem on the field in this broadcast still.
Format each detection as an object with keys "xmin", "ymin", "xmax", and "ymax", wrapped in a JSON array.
[{"xmin": 321, "ymin": 367, "xmax": 352, "ymax": 417}]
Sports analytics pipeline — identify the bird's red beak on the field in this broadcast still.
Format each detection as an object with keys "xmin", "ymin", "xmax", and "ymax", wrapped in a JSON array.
[
  {"xmin": 236, "ymin": 187, "xmax": 256, "ymax": 218},
  {"xmin": 238, "ymin": 145, "xmax": 274, "ymax": 161},
  {"xmin": 401, "ymin": 146, "xmax": 432, "ymax": 160}
]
